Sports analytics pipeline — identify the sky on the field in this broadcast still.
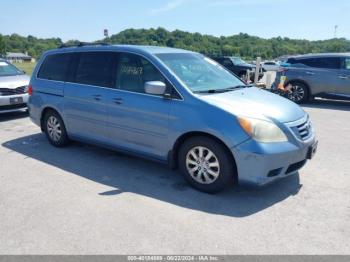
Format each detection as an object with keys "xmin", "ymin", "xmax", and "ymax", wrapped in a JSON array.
[{"xmin": 0, "ymin": 0, "xmax": 349, "ymax": 41}]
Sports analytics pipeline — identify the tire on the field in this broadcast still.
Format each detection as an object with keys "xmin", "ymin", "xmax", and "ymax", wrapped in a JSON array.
[
  {"xmin": 178, "ymin": 136, "xmax": 236, "ymax": 193},
  {"xmin": 43, "ymin": 110, "xmax": 70, "ymax": 147},
  {"xmin": 287, "ymin": 82, "xmax": 309, "ymax": 104}
]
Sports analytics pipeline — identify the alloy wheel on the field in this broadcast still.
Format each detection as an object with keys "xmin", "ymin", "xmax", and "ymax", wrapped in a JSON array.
[
  {"xmin": 47, "ymin": 116, "xmax": 62, "ymax": 142},
  {"xmin": 186, "ymin": 146, "xmax": 220, "ymax": 184},
  {"xmin": 288, "ymin": 84, "xmax": 305, "ymax": 102}
]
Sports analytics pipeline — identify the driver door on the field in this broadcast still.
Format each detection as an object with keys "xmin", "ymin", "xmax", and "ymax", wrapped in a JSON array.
[{"xmin": 105, "ymin": 53, "xmax": 173, "ymax": 159}]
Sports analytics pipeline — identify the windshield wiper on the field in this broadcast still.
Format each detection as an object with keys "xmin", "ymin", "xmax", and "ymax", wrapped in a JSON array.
[
  {"xmin": 193, "ymin": 85, "xmax": 254, "ymax": 94},
  {"xmin": 227, "ymin": 84, "xmax": 254, "ymax": 90},
  {"xmin": 193, "ymin": 89, "xmax": 221, "ymax": 94}
]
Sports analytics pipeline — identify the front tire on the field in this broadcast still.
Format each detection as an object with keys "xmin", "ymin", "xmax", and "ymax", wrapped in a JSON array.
[
  {"xmin": 287, "ymin": 82, "xmax": 309, "ymax": 104},
  {"xmin": 43, "ymin": 110, "xmax": 70, "ymax": 147},
  {"xmin": 178, "ymin": 136, "xmax": 235, "ymax": 193}
]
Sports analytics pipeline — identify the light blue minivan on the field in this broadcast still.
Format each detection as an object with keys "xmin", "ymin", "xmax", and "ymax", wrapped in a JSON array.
[{"xmin": 28, "ymin": 43, "xmax": 317, "ymax": 193}]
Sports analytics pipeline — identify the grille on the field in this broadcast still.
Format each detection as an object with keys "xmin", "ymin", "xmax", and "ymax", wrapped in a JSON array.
[
  {"xmin": 0, "ymin": 103, "xmax": 27, "ymax": 110},
  {"xmin": 291, "ymin": 118, "xmax": 312, "ymax": 141},
  {"xmin": 0, "ymin": 86, "xmax": 27, "ymax": 96}
]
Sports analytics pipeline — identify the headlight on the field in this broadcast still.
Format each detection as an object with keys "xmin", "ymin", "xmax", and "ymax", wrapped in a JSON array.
[{"xmin": 237, "ymin": 116, "xmax": 287, "ymax": 143}]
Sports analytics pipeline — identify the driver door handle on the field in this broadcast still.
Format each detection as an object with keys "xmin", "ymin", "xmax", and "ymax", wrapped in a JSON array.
[
  {"xmin": 305, "ymin": 71, "xmax": 315, "ymax": 75},
  {"xmin": 113, "ymin": 97, "xmax": 123, "ymax": 104},
  {"xmin": 92, "ymin": 94, "xmax": 101, "ymax": 101},
  {"xmin": 339, "ymin": 75, "xmax": 348, "ymax": 80}
]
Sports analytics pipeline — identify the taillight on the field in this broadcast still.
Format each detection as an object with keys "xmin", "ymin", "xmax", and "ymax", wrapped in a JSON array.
[{"xmin": 28, "ymin": 85, "xmax": 33, "ymax": 96}]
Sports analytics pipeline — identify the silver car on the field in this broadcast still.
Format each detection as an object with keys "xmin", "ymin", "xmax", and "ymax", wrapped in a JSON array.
[
  {"xmin": 274, "ymin": 53, "xmax": 350, "ymax": 103},
  {"xmin": 0, "ymin": 59, "xmax": 30, "ymax": 113}
]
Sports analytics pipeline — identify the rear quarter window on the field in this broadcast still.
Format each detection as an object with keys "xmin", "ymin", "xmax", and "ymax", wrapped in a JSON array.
[
  {"xmin": 37, "ymin": 53, "xmax": 72, "ymax": 81},
  {"xmin": 295, "ymin": 57, "xmax": 341, "ymax": 69}
]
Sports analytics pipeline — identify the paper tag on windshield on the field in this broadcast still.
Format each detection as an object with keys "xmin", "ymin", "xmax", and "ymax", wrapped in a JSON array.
[{"xmin": 0, "ymin": 62, "xmax": 8, "ymax": 66}]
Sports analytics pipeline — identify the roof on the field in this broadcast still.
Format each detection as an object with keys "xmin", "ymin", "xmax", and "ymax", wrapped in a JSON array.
[
  {"xmin": 6, "ymin": 52, "xmax": 32, "ymax": 59},
  {"xmin": 115, "ymin": 45, "xmax": 192, "ymax": 54},
  {"xmin": 48, "ymin": 44, "xmax": 194, "ymax": 56},
  {"xmin": 289, "ymin": 52, "xmax": 350, "ymax": 59}
]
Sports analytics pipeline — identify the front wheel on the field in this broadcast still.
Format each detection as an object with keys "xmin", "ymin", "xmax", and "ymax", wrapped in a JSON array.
[
  {"xmin": 178, "ymin": 136, "xmax": 236, "ymax": 193},
  {"xmin": 287, "ymin": 82, "xmax": 309, "ymax": 104}
]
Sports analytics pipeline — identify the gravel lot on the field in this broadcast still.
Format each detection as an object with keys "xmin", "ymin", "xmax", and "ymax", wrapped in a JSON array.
[{"xmin": 1, "ymin": 99, "xmax": 350, "ymax": 255}]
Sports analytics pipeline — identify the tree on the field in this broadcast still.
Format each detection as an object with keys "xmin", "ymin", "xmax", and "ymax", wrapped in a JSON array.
[
  {"xmin": 1, "ymin": 28, "xmax": 350, "ymax": 60},
  {"xmin": 0, "ymin": 35, "xmax": 6, "ymax": 57}
]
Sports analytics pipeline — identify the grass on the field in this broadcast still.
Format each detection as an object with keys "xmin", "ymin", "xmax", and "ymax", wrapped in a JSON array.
[{"xmin": 13, "ymin": 62, "xmax": 36, "ymax": 76}]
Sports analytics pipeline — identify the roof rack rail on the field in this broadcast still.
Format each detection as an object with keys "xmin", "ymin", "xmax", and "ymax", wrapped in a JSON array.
[{"xmin": 59, "ymin": 42, "xmax": 110, "ymax": 48}]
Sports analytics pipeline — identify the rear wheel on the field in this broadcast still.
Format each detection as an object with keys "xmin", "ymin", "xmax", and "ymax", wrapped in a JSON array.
[
  {"xmin": 287, "ymin": 82, "xmax": 309, "ymax": 104},
  {"xmin": 43, "ymin": 110, "xmax": 70, "ymax": 147},
  {"xmin": 178, "ymin": 136, "xmax": 235, "ymax": 193}
]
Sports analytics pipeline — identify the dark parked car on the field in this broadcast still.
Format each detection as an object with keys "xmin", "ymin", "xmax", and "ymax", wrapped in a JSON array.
[
  {"xmin": 274, "ymin": 53, "xmax": 350, "ymax": 103},
  {"xmin": 212, "ymin": 56, "xmax": 264, "ymax": 81}
]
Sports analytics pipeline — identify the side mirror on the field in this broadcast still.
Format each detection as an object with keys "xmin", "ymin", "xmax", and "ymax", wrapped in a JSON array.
[{"xmin": 144, "ymin": 81, "xmax": 166, "ymax": 96}]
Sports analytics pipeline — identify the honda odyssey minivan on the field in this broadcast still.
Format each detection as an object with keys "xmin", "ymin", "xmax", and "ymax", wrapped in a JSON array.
[{"xmin": 28, "ymin": 43, "xmax": 317, "ymax": 193}]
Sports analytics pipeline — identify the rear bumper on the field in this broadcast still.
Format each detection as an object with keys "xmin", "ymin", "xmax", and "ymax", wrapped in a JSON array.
[
  {"xmin": 231, "ymin": 135, "xmax": 316, "ymax": 186},
  {"xmin": 0, "ymin": 94, "xmax": 28, "ymax": 113}
]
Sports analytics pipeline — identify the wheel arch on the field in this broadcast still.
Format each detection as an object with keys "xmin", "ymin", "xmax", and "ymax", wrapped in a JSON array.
[
  {"xmin": 285, "ymin": 79, "xmax": 311, "ymax": 95},
  {"xmin": 40, "ymin": 106, "xmax": 63, "ymax": 132},
  {"xmin": 168, "ymin": 131, "xmax": 238, "ymax": 182}
]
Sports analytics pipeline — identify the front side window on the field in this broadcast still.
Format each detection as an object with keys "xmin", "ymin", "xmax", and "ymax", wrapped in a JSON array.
[
  {"xmin": 74, "ymin": 52, "xmax": 115, "ymax": 87},
  {"xmin": 156, "ymin": 53, "xmax": 243, "ymax": 93},
  {"xmin": 0, "ymin": 61, "xmax": 24, "ymax": 77},
  {"xmin": 38, "ymin": 53, "xmax": 72, "ymax": 81},
  {"xmin": 116, "ymin": 53, "xmax": 165, "ymax": 94}
]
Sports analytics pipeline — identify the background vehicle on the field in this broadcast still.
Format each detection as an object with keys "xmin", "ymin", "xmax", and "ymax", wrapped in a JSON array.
[
  {"xmin": 28, "ymin": 44, "xmax": 316, "ymax": 193},
  {"xmin": 262, "ymin": 61, "xmax": 280, "ymax": 71},
  {"xmin": 274, "ymin": 53, "xmax": 350, "ymax": 103},
  {"xmin": 212, "ymin": 56, "xmax": 265, "ymax": 81},
  {"xmin": 0, "ymin": 59, "xmax": 30, "ymax": 113}
]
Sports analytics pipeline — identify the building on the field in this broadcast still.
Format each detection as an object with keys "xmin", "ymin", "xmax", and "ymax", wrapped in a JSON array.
[{"xmin": 6, "ymin": 52, "xmax": 35, "ymax": 63}]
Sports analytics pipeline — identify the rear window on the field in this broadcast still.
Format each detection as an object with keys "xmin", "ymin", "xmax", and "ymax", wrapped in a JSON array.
[
  {"xmin": 74, "ymin": 52, "xmax": 115, "ymax": 88},
  {"xmin": 38, "ymin": 53, "xmax": 72, "ymax": 81}
]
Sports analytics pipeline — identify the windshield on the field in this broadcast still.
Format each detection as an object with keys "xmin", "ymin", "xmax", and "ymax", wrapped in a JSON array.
[
  {"xmin": 156, "ymin": 53, "xmax": 244, "ymax": 92},
  {"xmin": 231, "ymin": 57, "xmax": 246, "ymax": 65},
  {"xmin": 0, "ymin": 61, "xmax": 24, "ymax": 77}
]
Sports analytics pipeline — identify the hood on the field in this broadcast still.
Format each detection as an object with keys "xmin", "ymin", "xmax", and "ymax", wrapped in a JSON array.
[
  {"xmin": 199, "ymin": 87, "xmax": 305, "ymax": 123},
  {"xmin": 0, "ymin": 74, "xmax": 30, "ymax": 89}
]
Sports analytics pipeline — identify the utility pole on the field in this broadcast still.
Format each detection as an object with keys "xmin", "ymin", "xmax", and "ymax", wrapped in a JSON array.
[
  {"xmin": 334, "ymin": 25, "xmax": 338, "ymax": 38},
  {"xmin": 104, "ymin": 29, "xmax": 109, "ymax": 38}
]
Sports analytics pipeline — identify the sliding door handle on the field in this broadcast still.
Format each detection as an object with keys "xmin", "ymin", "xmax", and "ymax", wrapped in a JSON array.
[{"xmin": 92, "ymin": 94, "xmax": 101, "ymax": 101}]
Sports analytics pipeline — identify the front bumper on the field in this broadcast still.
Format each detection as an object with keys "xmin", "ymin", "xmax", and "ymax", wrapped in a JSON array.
[
  {"xmin": 231, "ymin": 133, "xmax": 317, "ymax": 186},
  {"xmin": 0, "ymin": 94, "xmax": 29, "ymax": 113}
]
